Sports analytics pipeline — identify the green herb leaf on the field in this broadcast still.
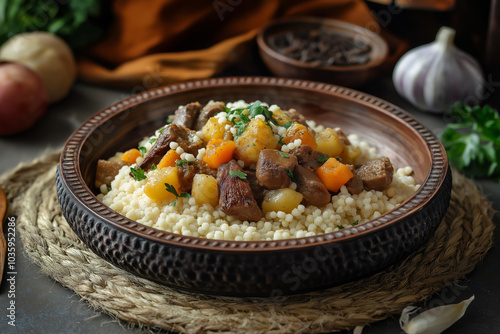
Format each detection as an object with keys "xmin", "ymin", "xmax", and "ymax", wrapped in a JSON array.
[
  {"xmin": 166, "ymin": 115, "xmax": 174, "ymax": 124},
  {"xmin": 352, "ymin": 220, "xmax": 359, "ymax": 226},
  {"xmin": 175, "ymin": 160, "xmax": 192, "ymax": 166},
  {"xmin": 234, "ymin": 121, "xmax": 247, "ymax": 139},
  {"xmin": 441, "ymin": 103, "xmax": 500, "ymax": 181},
  {"xmin": 130, "ymin": 167, "xmax": 147, "ymax": 181},
  {"xmin": 165, "ymin": 183, "xmax": 191, "ymax": 198},
  {"xmin": 0, "ymin": 0, "xmax": 105, "ymax": 50},
  {"xmin": 240, "ymin": 113, "xmax": 251, "ymax": 123},
  {"xmin": 149, "ymin": 137, "xmax": 157, "ymax": 144},
  {"xmin": 278, "ymin": 151, "xmax": 289, "ymax": 158},
  {"xmin": 138, "ymin": 146, "xmax": 147, "ymax": 157},
  {"xmin": 107, "ymin": 185, "xmax": 112, "ymax": 192},
  {"xmin": 282, "ymin": 121, "xmax": 293, "ymax": 129},
  {"xmin": 317, "ymin": 154, "xmax": 329, "ymax": 164},
  {"xmin": 151, "ymin": 164, "xmax": 157, "ymax": 170},
  {"xmin": 229, "ymin": 170, "xmax": 247, "ymax": 180},
  {"xmin": 286, "ymin": 168, "xmax": 294, "ymax": 180}
]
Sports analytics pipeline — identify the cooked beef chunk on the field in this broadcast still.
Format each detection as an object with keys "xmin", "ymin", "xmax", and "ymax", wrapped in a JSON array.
[
  {"xmin": 95, "ymin": 159, "xmax": 128, "ymax": 189},
  {"xmin": 287, "ymin": 108, "xmax": 309, "ymax": 127},
  {"xmin": 138, "ymin": 124, "xmax": 203, "ymax": 171},
  {"xmin": 294, "ymin": 165, "xmax": 331, "ymax": 207},
  {"xmin": 172, "ymin": 102, "xmax": 202, "ymax": 129},
  {"xmin": 177, "ymin": 160, "xmax": 217, "ymax": 193},
  {"xmin": 289, "ymin": 145, "xmax": 313, "ymax": 164},
  {"xmin": 336, "ymin": 129, "xmax": 351, "ymax": 146},
  {"xmin": 194, "ymin": 101, "xmax": 225, "ymax": 131},
  {"xmin": 218, "ymin": 160, "xmax": 262, "ymax": 222},
  {"xmin": 357, "ymin": 157, "xmax": 394, "ymax": 191},
  {"xmin": 345, "ymin": 165, "xmax": 363, "ymax": 195},
  {"xmin": 245, "ymin": 170, "xmax": 266, "ymax": 205},
  {"xmin": 256, "ymin": 149, "xmax": 298, "ymax": 190},
  {"xmin": 289, "ymin": 145, "xmax": 323, "ymax": 171}
]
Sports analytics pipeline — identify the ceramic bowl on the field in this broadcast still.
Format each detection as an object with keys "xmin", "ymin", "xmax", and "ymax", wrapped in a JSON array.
[
  {"xmin": 56, "ymin": 77, "xmax": 451, "ymax": 297},
  {"xmin": 257, "ymin": 17, "xmax": 389, "ymax": 87}
]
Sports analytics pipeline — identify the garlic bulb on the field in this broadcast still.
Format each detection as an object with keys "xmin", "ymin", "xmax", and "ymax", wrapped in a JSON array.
[{"xmin": 393, "ymin": 27, "xmax": 484, "ymax": 113}]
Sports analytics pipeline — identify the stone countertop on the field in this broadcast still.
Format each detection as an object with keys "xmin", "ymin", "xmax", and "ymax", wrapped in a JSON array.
[{"xmin": 0, "ymin": 79, "xmax": 498, "ymax": 334}]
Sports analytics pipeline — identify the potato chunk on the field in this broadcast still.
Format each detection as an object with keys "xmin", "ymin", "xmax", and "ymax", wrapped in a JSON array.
[
  {"xmin": 340, "ymin": 145, "xmax": 362, "ymax": 164},
  {"xmin": 315, "ymin": 128, "xmax": 344, "ymax": 157},
  {"xmin": 201, "ymin": 116, "xmax": 232, "ymax": 142},
  {"xmin": 271, "ymin": 107, "xmax": 293, "ymax": 125},
  {"xmin": 192, "ymin": 174, "xmax": 219, "ymax": 206},
  {"xmin": 262, "ymin": 188, "xmax": 303, "ymax": 213},
  {"xmin": 144, "ymin": 167, "xmax": 180, "ymax": 202},
  {"xmin": 235, "ymin": 118, "xmax": 278, "ymax": 166}
]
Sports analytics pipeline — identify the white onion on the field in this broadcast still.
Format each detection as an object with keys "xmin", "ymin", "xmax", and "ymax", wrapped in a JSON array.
[{"xmin": 393, "ymin": 27, "xmax": 484, "ymax": 113}]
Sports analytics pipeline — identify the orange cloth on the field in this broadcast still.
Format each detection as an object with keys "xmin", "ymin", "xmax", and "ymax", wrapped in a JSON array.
[{"xmin": 78, "ymin": 0, "xmax": 404, "ymax": 88}]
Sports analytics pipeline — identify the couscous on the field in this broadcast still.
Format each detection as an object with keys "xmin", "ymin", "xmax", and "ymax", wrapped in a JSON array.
[{"xmin": 96, "ymin": 100, "xmax": 419, "ymax": 241}]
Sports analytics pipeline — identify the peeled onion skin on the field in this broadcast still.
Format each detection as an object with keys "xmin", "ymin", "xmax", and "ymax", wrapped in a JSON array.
[
  {"xmin": 0, "ymin": 62, "xmax": 48, "ymax": 136},
  {"xmin": 393, "ymin": 27, "xmax": 484, "ymax": 113}
]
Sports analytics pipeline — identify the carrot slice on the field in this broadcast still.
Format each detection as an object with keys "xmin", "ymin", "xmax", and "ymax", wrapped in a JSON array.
[
  {"xmin": 121, "ymin": 148, "xmax": 142, "ymax": 164},
  {"xmin": 316, "ymin": 158, "xmax": 354, "ymax": 192},
  {"xmin": 203, "ymin": 139, "xmax": 236, "ymax": 168},
  {"xmin": 283, "ymin": 123, "xmax": 317, "ymax": 149},
  {"xmin": 157, "ymin": 149, "xmax": 181, "ymax": 169}
]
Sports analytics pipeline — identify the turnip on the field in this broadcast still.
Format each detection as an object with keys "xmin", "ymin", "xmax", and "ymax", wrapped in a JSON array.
[
  {"xmin": 0, "ymin": 62, "xmax": 48, "ymax": 136},
  {"xmin": 0, "ymin": 32, "xmax": 77, "ymax": 103}
]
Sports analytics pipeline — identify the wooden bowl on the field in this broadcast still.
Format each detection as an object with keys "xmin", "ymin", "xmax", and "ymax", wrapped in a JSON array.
[
  {"xmin": 257, "ymin": 17, "xmax": 389, "ymax": 87},
  {"xmin": 56, "ymin": 77, "xmax": 451, "ymax": 297}
]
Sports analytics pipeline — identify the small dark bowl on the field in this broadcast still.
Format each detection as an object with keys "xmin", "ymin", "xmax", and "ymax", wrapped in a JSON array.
[
  {"xmin": 257, "ymin": 17, "xmax": 389, "ymax": 87},
  {"xmin": 56, "ymin": 77, "xmax": 451, "ymax": 297}
]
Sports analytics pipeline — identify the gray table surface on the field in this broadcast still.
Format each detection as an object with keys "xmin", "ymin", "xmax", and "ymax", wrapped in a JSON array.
[{"xmin": 0, "ymin": 78, "xmax": 498, "ymax": 334}]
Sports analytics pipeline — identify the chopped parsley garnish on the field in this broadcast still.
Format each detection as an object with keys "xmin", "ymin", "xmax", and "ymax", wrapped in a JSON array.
[
  {"xmin": 282, "ymin": 121, "xmax": 293, "ymax": 129},
  {"xmin": 107, "ymin": 185, "xmax": 112, "ymax": 192},
  {"xmin": 278, "ymin": 136, "xmax": 285, "ymax": 146},
  {"xmin": 149, "ymin": 137, "xmax": 157, "ymax": 144},
  {"xmin": 234, "ymin": 121, "xmax": 247, "ymax": 139},
  {"xmin": 138, "ymin": 146, "xmax": 147, "ymax": 157},
  {"xmin": 229, "ymin": 170, "xmax": 247, "ymax": 179},
  {"xmin": 166, "ymin": 115, "xmax": 174, "ymax": 124},
  {"xmin": 159, "ymin": 126, "xmax": 166, "ymax": 134},
  {"xmin": 248, "ymin": 101, "xmax": 266, "ymax": 118},
  {"xmin": 278, "ymin": 151, "xmax": 289, "ymax": 158},
  {"xmin": 353, "ymin": 220, "xmax": 359, "ymax": 226},
  {"xmin": 317, "ymin": 154, "xmax": 329, "ymax": 164},
  {"xmin": 165, "ymin": 183, "xmax": 190, "ymax": 206},
  {"xmin": 239, "ymin": 113, "xmax": 251, "ymax": 123},
  {"xmin": 175, "ymin": 160, "xmax": 193, "ymax": 166},
  {"xmin": 130, "ymin": 167, "xmax": 147, "ymax": 181},
  {"xmin": 336, "ymin": 225, "xmax": 344, "ymax": 229},
  {"xmin": 286, "ymin": 167, "xmax": 294, "ymax": 180},
  {"xmin": 151, "ymin": 164, "xmax": 157, "ymax": 170}
]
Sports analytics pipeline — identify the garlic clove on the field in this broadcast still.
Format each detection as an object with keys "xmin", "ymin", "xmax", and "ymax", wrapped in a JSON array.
[
  {"xmin": 353, "ymin": 325, "xmax": 364, "ymax": 334},
  {"xmin": 399, "ymin": 295, "xmax": 475, "ymax": 334}
]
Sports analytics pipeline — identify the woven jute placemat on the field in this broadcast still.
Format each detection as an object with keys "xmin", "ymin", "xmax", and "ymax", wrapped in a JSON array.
[{"xmin": 0, "ymin": 151, "xmax": 495, "ymax": 333}]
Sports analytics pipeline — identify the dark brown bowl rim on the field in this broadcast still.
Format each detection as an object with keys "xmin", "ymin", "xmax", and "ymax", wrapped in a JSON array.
[
  {"xmin": 256, "ymin": 16, "xmax": 389, "ymax": 72},
  {"xmin": 59, "ymin": 76, "xmax": 448, "ymax": 252}
]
